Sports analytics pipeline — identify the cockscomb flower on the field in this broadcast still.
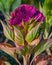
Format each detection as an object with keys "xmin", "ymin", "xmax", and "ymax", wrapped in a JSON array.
[{"xmin": 10, "ymin": 4, "xmax": 45, "ymax": 26}]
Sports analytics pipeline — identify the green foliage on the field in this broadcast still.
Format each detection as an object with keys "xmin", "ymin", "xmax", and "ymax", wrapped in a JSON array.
[
  {"xmin": 21, "ymin": 46, "xmax": 30, "ymax": 55},
  {"xmin": 25, "ymin": 23, "xmax": 41, "ymax": 43},
  {"xmin": 12, "ymin": 0, "xmax": 21, "ymax": 11},
  {"xmin": 33, "ymin": 39, "xmax": 52, "ymax": 57},
  {"xmin": 43, "ymin": 0, "xmax": 52, "ymax": 16},
  {"xmin": 39, "ymin": 0, "xmax": 52, "ymax": 39},
  {"xmin": 0, "ymin": 0, "xmax": 21, "ymax": 18},
  {"xmin": 0, "ymin": 20, "xmax": 14, "ymax": 41},
  {"xmin": 39, "ymin": 0, "xmax": 52, "ymax": 25},
  {"xmin": 14, "ymin": 26, "xmax": 24, "ymax": 46}
]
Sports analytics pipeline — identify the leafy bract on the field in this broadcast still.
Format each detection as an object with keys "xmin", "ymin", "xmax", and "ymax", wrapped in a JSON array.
[
  {"xmin": 14, "ymin": 26, "xmax": 24, "ymax": 46},
  {"xmin": 0, "ymin": 20, "xmax": 14, "ymax": 41},
  {"xmin": 25, "ymin": 23, "xmax": 41, "ymax": 44}
]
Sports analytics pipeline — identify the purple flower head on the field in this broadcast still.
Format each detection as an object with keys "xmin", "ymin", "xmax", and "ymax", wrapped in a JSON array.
[{"xmin": 10, "ymin": 4, "xmax": 45, "ymax": 26}]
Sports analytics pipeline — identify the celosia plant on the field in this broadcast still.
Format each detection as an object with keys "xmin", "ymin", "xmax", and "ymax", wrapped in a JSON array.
[{"xmin": 0, "ymin": 4, "xmax": 52, "ymax": 65}]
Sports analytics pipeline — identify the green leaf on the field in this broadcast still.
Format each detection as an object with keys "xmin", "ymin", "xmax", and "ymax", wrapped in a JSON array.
[
  {"xmin": 4, "ymin": 0, "xmax": 14, "ymax": 12},
  {"xmin": 0, "ymin": 20, "xmax": 14, "ymax": 41},
  {"xmin": 21, "ymin": 46, "xmax": 30, "ymax": 55},
  {"xmin": 0, "ymin": 0, "xmax": 13, "ymax": 18},
  {"xmin": 5, "ymin": 0, "xmax": 12, "ymax": 11},
  {"xmin": 0, "ymin": 2, "xmax": 3, "ymax": 11},
  {"xmin": 43, "ymin": 0, "xmax": 52, "ymax": 16},
  {"xmin": 12, "ymin": 0, "xmax": 21, "ymax": 11},
  {"xmin": 39, "ymin": 3, "xmax": 43, "ymax": 13},
  {"xmin": 25, "ymin": 23, "xmax": 41, "ymax": 43},
  {"xmin": 33, "ymin": 39, "xmax": 52, "ymax": 57},
  {"xmin": 0, "ymin": 0, "xmax": 7, "ymax": 11},
  {"xmin": 4, "ymin": 62, "xmax": 11, "ymax": 65},
  {"xmin": 43, "ymin": 29, "xmax": 49, "ymax": 39},
  {"xmin": 48, "ymin": 16, "xmax": 52, "ymax": 26},
  {"xmin": 14, "ymin": 26, "xmax": 24, "ymax": 46},
  {"xmin": 43, "ymin": 22, "xmax": 50, "ymax": 39}
]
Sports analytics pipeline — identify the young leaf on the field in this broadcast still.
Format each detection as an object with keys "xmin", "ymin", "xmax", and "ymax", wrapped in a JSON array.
[
  {"xmin": 33, "ymin": 39, "xmax": 52, "ymax": 57},
  {"xmin": 0, "ymin": 20, "xmax": 14, "ymax": 41},
  {"xmin": 30, "ymin": 36, "xmax": 41, "ymax": 46},
  {"xmin": 14, "ymin": 26, "xmax": 24, "ymax": 46},
  {"xmin": 25, "ymin": 23, "xmax": 41, "ymax": 44}
]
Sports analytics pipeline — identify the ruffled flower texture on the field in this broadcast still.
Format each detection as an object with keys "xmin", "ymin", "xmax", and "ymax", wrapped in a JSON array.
[{"xmin": 10, "ymin": 4, "xmax": 45, "ymax": 26}]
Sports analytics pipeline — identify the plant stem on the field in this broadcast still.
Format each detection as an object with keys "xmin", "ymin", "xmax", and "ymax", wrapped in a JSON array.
[
  {"xmin": 23, "ymin": 55, "xmax": 28, "ymax": 65},
  {"xmin": 46, "ymin": 48, "xmax": 51, "ymax": 55},
  {"xmin": 15, "ymin": 58, "xmax": 22, "ymax": 65},
  {"xmin": 30, "ymin": 56, "xmax": 36, "ymax": 65}
]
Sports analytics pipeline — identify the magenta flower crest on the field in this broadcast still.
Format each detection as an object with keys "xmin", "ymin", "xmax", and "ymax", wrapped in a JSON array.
[{"xmin": 10, "ymin": 4, "xmax": 45, "ymax": 26}]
